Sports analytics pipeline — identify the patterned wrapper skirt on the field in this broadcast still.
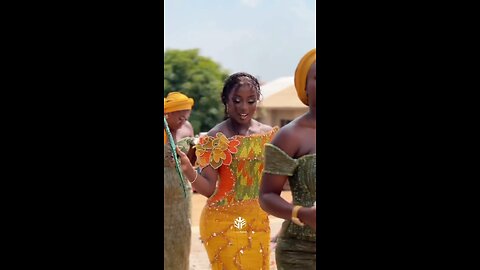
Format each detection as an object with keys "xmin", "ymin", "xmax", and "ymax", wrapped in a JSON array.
[
  {"xmin": 199, "ymin": 199, "xmax": 270, "ymax": 270},
  {"xmin": 164, "ymin": 164, "xmax": 191, "ymax": 270}
]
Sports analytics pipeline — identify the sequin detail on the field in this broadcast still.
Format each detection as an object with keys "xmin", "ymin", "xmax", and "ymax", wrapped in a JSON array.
[
  {"xmin": 264, "ymin": 143, "xmax": 316, "ymax": 242},
  {"xmin": 197, "ymin": 128, "xmax": 279, "ymax": 270}
]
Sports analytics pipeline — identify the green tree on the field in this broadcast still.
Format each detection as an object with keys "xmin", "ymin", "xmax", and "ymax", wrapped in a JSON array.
[{"xmin": 164, "ymin": 49, "xmax": 229, "ymax": 133}]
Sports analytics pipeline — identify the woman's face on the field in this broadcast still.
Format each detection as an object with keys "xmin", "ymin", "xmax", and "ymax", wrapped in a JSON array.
[
  {"xmin": 166, "ymin": 109, "xmax": 191, "ymax": 131},
  {"xmin": 306, "ymin": 61, "xmax": 316, "ymax": 107},
  {"xmin": 227, "ymin": 85, "xmax": 258, "ymax": 125}
]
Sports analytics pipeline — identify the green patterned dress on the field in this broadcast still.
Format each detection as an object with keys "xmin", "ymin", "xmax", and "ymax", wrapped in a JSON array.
[
  {"xmin": 163, "ymin": 138, "xmax": 193, "ymax": 270},
  {"xmin": 263, "ymin": 143, "xmax": 317, "ymax": 270}
]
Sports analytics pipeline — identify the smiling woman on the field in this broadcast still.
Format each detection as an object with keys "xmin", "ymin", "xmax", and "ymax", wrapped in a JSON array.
[{"xmin": 173, "ymin": 72, "xmax": 279, "ymax": 269}]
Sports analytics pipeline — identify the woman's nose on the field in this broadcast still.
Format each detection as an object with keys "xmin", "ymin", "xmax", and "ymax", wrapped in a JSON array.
[{"xmin": 239, "ymin": 102, "xmax": 248, "ymax": 111}]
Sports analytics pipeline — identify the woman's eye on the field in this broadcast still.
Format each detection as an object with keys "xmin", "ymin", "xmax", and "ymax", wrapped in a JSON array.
[
  {"xmin": 233, "ymin": 100, "xmax": 241, "ymax": 103},
  {"xmin": 248, "ymin": 100, "xmax": 256, "ymax": 104}
]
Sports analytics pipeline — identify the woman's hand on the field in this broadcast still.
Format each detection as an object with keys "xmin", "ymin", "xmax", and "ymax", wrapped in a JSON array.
[
  {"xmin": 174, "ymin": 146, "xmax": 197, "ymax": 181},
  {"xmin": 168, "ymin": 146, "xmax": 190, "ymax": 170},
  {"xmin": 298, "ymin": 206, "xmax": 316, "ymax": 232}
]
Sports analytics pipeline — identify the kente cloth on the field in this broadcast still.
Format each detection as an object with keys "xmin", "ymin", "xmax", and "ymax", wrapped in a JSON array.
[{"xmin": 195, "ymin": 127, "xmax": 278, "ymax": 270}]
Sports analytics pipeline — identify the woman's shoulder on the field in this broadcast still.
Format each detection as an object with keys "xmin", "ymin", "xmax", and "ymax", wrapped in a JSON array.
[
  {"xmin": 206, "ymin": 121, "xmax": 229, "ymax": 137},
  {"xmin": 207, "ymin": 120, "xmax": 276, "ymax": 138},
  {"xmin": 255, "ymin": 120, "xmax": 272, "ymax": 131},
  {"xmin": 252, "ymin": 120, "xmax": 278, "ymax": 134},
  {"xmin": 273, "ymin": 116, "xmax": 316, "ymax": 158},
  {"xmin": 275, "ymin": 120, "xmax": 301, "ymax": 140},
  {"xmin": 269, "ymin": 120, "xmax": 304, "ymax": 157}
]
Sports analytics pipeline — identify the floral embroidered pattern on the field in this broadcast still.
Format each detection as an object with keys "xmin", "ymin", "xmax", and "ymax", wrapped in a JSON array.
[
  {"xmin": 195, "ymin": 128, "xmax": 278, "ymax": 205},
  {"xmin": 196, "ymin": 132, "xmax": 241, "ymax": 169}
]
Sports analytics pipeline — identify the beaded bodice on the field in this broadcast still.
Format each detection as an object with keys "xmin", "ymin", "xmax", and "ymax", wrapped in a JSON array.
[
  {"xmin": 195, "ymin": 127, "xmax": 278, "ymax": 207},
  {"xmin": 263, "ymin": 143, "xmax": 316, "ymax": 241}
]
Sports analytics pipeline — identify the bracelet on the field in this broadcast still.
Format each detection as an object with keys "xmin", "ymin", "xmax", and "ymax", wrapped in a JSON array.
[
  {"xmin": 291, "ymin": 205, "xmax": 305, "ymax": 227},
  {"xmin": 189, "ymin": 170, "xmax": 198, "ymax": 183}
]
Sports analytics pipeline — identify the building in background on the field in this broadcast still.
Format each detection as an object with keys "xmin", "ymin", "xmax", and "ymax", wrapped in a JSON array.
[
  {"xmin": 255, "ymin": 77, "xmax": 308, "ymax": 128},
  {"xmin": 256, "ymin": 77, "xmax": 309, "ymax": 191}
]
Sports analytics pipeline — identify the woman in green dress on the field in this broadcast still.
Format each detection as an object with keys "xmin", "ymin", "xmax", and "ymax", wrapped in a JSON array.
[
  {"xmin": 163, "ymin": 92, "xmax": 195, "ymax": 270},
  {"xmin": 259, "ymin": 48, "xmax": 317, "ymax": 269}
]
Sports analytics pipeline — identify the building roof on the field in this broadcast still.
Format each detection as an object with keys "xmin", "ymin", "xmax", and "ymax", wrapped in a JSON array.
[{"xmin": 258, "ymin": 76, "xmax": 307, "ymax": 109}]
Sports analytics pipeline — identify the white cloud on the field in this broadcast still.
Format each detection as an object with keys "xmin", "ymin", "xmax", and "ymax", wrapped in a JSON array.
[{"xmin": 241, "ymin": 0, "xmax": 261, "ymax": 8}]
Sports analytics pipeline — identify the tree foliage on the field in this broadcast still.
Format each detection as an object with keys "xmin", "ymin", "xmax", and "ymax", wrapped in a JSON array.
[{"xmin": 164, "ymin": 49, "xmax": 229, "ymax": 133}]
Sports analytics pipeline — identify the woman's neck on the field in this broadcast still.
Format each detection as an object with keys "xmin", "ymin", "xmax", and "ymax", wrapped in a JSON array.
[
  {"xmin": 309, "ymin": 106, "xmax": 316, "ymax": 119},
  {"xmin": 305, "ymin": 107, "xmax": 316, "ymax": 124},
  {"xmin": 229, "ymin": 119, "xmax": 252, "ymax": 136}
]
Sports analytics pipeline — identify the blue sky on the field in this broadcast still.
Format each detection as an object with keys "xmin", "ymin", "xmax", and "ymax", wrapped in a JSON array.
[{"xmin": 164, "ymin": 0, "xmax": 316, "ymax": 82}]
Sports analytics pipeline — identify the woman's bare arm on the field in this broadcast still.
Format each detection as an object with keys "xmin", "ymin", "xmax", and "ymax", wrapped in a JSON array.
[
  {"xmin": 259, "ymin": 123, "xmax": 316, "ymax": 230},
  {"xmin": 175, "ymin": 147, "xmax": 218, "ymax": 198}
]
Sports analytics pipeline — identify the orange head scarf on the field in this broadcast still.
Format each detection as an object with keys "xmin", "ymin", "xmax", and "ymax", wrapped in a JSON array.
[
  {"xmin": 294, "ymin": 48, "xmax": 316, "ymax": 105},
  {"xmin": 164, "ymin": 92, "xmax": 194, "ymax": 113},
  {"xmin": 164, "ymin": 92, "xmax": 194, "ymax": 144}
]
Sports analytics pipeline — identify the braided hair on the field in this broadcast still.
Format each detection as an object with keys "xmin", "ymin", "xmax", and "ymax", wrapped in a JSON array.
[{"xmin": 221, "ymin": 72, "xmax": 262, "ymax": 119}]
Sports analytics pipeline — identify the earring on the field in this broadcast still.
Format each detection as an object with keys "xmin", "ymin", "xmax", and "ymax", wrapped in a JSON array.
[{"xmin": 226, "ymin": 105, "xmax": 229, "ymax": 115}]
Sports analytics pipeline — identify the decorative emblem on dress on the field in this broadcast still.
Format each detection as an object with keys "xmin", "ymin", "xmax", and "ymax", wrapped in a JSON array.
[{"xmin": 234, "ymin": 217, "xmax": 246, "ymax": 229}]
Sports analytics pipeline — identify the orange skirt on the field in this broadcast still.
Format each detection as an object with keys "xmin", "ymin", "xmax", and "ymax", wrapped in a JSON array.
[{"xmin": 199, "ymin": 199, "xmax": 270, "ymax": 270}]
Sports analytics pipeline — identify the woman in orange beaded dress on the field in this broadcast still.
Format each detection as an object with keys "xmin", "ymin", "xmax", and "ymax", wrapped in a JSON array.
[{"xmin": 174, "ymin": 72, "xmax": 278, "ymax": 269}]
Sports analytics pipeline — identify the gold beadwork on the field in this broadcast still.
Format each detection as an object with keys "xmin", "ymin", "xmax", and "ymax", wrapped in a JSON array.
[{"xmin": 197, "ymin": 128, "xmax": 279, "ymax": 269}]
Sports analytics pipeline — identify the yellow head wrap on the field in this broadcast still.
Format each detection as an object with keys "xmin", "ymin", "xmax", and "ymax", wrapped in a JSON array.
[
  {"xmin": 164, "ymin": 92, "xmax": 194, "ymax": 113},
  {"xmin": 294, "ymin": 48, "xmax": 316, "ymax": 105}
]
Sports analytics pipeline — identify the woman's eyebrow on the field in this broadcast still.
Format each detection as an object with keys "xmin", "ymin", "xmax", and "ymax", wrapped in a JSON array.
[{"xmin": 233, "ymin": 95, "xmax": 257, "ymax": 98}]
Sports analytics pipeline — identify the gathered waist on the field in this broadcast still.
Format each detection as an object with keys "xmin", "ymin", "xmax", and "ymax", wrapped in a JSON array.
[
  {"xmin": 206, "ymin": 198, "xmax": 261, "ymax": 210},
  {"xmin": 203, "ymin": 199, "xmax": 268, "ymax": 219},
  {"xmin": 200, "ymin": 199, "xmax": 270, "ymax": 234},
  {"xmin": 280, "ymin": 220, "xmax": 316, "ymax": 242}
]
